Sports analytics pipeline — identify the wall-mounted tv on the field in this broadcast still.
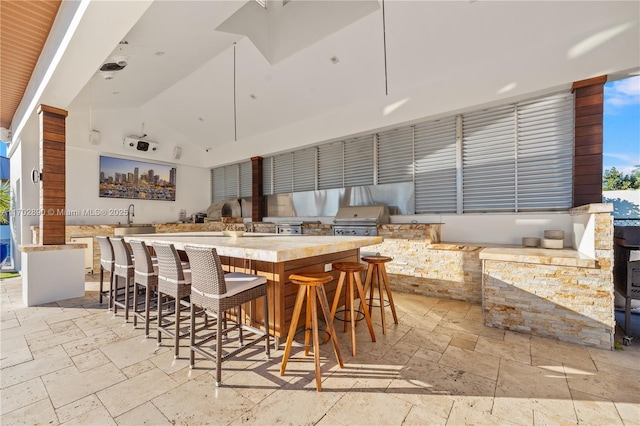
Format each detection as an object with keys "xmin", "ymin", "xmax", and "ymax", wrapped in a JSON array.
[{"xmin": 99, "ymin": 156, "xmax": 176, "ymax": 201}]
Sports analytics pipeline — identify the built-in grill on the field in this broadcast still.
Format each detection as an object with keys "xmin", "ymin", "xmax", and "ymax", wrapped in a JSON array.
[
  {"xmin": 276, "ymin": 222, "xmax": 303, "ymax": 234},
  {"xmin": 332, "ymin": 204, "xmax": 390, "ymax": 236}
]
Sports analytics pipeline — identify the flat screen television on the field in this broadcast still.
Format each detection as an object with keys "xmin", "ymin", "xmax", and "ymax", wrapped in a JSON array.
[{"xmin": 99, "ymin": 155, "xmax": 176, "ymax": 201}]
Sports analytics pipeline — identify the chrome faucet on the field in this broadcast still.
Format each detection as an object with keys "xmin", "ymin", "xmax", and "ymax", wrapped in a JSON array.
[{"xmin": 127, "ymin": 204, "xmax": 135, "ymax": 225}]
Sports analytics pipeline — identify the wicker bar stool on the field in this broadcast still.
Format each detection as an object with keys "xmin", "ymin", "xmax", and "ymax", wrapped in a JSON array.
[
  {"xmin": 96, "ymin": 236, "xmax": 114, "ymax": 308},
  {"xmin": 129, "ymin": 240, "xmax": 158, "ymax": 337},
  {"xmin": 330, "ymin": 262, "xmax": 376, "ymax": 356},
  {"xmin": 111, "ymin": 237, "xmax": 135, "ymax": 322},
  {"xmin": 184, "ymin": 245, "xmax": 270, "ymax": 386},
  {"xmin": 281, "ymin": 272, "xmax": 344, "ymax": 392},
  {"xmin": 360, "ymin": 255, "xmax": 398, "ymax": 334},
  {"xmin": 153, "ymin": 242, "xmax": 192, "ymax": 359}
]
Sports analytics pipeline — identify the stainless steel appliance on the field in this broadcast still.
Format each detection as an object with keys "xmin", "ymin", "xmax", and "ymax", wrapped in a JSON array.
[
  {"xmin": 332, "ymin": 204, "xmax": 390, "ymax": 236},
  {"xmin": 276, "ymin": 222, "xmax": 303, "ymax": 234},
  {"xmin": 613, "ymin": 223, "xmax": 640, "ymax": 345}
]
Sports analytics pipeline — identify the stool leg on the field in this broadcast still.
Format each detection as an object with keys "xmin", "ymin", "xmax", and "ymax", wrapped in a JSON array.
[
  {"xmin": 157, "ymin": 291, "xmax": 163, "ymax": 345},
  {"xmin": 354, "ymin": 271, "xmax": 376, "ymax": 343},
  {"xmin": 381, "ymin": 264, "xmax": 398, "ymax": 324},
  {"xmin": 344, "ymin": 274, "xmax": 352, "ymax": 333},
  {"xmin": 99, "ymin": 266, "xmax": 105, "ymax": 304},
  {"xmin": 304, "ymin": 287, "xmax": 312, "ymax": 356},
  {"xmin": 376, "ymin": 265, "xmax": 387, "ymax": 334},
  {"xmin": 330, "ymin": 272, "xmax": 346, "ymax": 328},
  {"xmin": 317, "ymin": 285, "xmax": 344, "ymax": 368},
  {"xmin": 280, "ymin": 285, "xmax": 306, "ymax": 376},
  {"xmin": 174, "ymin": 297, "xmax": 180, "ymax": 358},
  {"xmin": 348, "ymin": 274, "xmax": 357, "ymax": 355},
  {"xmin": 310, "ymin": 286, "xmax": 322, "ymax": 391}
]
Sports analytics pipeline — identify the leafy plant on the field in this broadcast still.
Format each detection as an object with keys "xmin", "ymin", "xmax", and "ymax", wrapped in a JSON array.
[
  {"xmin": 603, "ymin": 166, "xmax": 640, "ymax": 190},
  {"xmin": 0, "ymin": 180, "xmax": 10, "ymax": 225}
]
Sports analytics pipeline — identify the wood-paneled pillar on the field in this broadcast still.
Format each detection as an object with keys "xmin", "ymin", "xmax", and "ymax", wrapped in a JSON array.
[
  {"xmin": 251, "ymin": 156, "xmax": 264, "ymax": 222},
  {"xmin": 571, "ymin": 75, "xmax": 607, "ymax": 207},
  {"xmin": 37, "ymin": 105, "xmax": 67, "ymax": 245}
]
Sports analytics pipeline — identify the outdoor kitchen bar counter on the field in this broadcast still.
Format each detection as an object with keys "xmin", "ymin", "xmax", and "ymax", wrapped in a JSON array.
[{"xmin": 124, "ymin": 232, "xmax": 382, "ymax": 343}]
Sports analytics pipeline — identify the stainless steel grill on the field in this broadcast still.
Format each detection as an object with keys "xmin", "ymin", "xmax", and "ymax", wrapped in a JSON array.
[{"xmin": 332, "ymin": 205, "xmax": 390, "ymax": 236}]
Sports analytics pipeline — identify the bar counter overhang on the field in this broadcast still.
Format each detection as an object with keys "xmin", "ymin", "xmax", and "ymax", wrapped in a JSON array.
[{"xmin": 124, "ymin": 232, "xmax": 382, "ymax": 343}]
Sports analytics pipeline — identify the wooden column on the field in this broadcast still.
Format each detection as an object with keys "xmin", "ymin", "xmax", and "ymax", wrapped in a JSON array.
[
  {"xmin": 571, "ymin": 75, "xmax": 606, "ymax": 207},
  {"xmin": 38, "ymin": 105, "xmax": 67, "ymax": 245},
  {"xmin": 251, "ymin": 156, "xmax": 264, "ymax": 222}
]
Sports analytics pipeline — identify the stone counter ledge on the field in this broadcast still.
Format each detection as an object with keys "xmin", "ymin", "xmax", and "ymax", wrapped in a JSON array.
[
  {"xmin": 21, "ymin": 243, "xmax": 88, "ymax": 252},
  {"xmin": 479, "ymin": 246, "xmax": 597, "ymax": 268}
]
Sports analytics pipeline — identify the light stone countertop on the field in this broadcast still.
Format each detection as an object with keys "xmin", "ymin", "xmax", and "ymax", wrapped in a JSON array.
[
  {"xmin": 479, "ymin": 246, "xmax": 597, "ymax": 268},
  {"xmin": 123, "ymin": 232, "xmax": 383, "ymax": 263},
  {"xmin": 20, "ymin": 243, "xmax": 88, "ymax": 252}
]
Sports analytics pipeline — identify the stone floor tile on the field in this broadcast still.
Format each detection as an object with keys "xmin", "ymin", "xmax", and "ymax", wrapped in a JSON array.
[
  {"xmin": 530, "ymin": 335, "xmax": 597, "ymax": 372},
  {"xmin": 26, "ymin": 327, "xmax": 87, "ymax": 353},
  {"xmin": 438, "ymin": 345, "xmax": 501, "ymax": 381},
  {"xmin": 1, "ymin": 345, "xmax": 74, "ymax": 389},
  {"xmin": 0, "ymin": 319, "xmax": 50, "ymax": 343},
  {"xmin": 327, "ymin": 391, "xmax": 413, "ymax": 425},
  {"xmin": 71, "ymin": 348, "xmax": 111, "ymax": 372},
  {"xmin": 97, "ymin": 368, "xmax": 178, "ymax": 418},
  {"xmin": 0, "ymin": 335, "xmax": 33, "ymax": 368},
  {"xmin": 63, "ymin": 328, "xmax": 122, "ymax": 357},
  {"xmin": 447, "ymin": 396, "xmax": 522, "ymax": 426},
  {"xmin": 1, "ymin": 317, "xmax": 19, "ymax": 329},
  {"xmin": 494, "ymin": 359, "xmax": 577, "ymax": 424},
  {"xmin": 614, "ymin": 401, "xmax": 640, "ymax": 425},
  {"xmin": 570, "ymin": 389, "xmax": 624, "ymax": 425},
  {"xmin": 566, "ymin": 361, "xmax": 640, "ymax": 403},
  {"xmin": 398, "ymin": 326, "xmax": 451, "ymax": 354},
  {"xmin": 153, "ymin": 373, "xmax": 256, "ymax": 425},
  {"xmin": 42, "ymin": 363, "xmax": 127, "ymax": 408},
  {"xmin": 433, "ymin": 298, "xmax": 472, "ymax": 315},
  {"xmin": 0, "ymin": 377, "xmax": 48, "ymax": 415},
  {"xmin": 432, "ymin": 324, "xmax": 480, "ymax": 343},
  {"xmin": 0, "ymin": 397, "xmax": 58, "ymax": 425},
  {"xmin": 229, "ymin": 384, "xmax": 342, "ymax": 425},
  {"xmin": 464, "ymin": 305, "xmax": 484, "ymax": 321},
  {"xmin": 114, "ymin": 401, "xmax": 173, "ymax": 425},
  {"xmin": 100, "ymin": 334, "xmax": 167, "ymax": 369},
  {"xmin": 60, "ymin": 405, "xmax": 117, "ymax": 425},
  {"xmin": 475, "ymin": 335, "xmax": 531, "ymax": 365},
  {"xmin": 449, "ymin": 336, "xmax": 477, "ymax": 351},
  {"xmin": 439, "ymin": 316, "xmax": 506, "ymax": 341},
  {"xmin": 588, "ymin": 345, "xmax": 640, "ymax": 374},
  {"xmin": 42, "ymin": 307, "xmax": 92, "ymax": 325},
  {"xmin": 55, "ymin": 394, "xmax": 104, "ymax": 423},
  {"xmin": 401, "ymin": 356, "xmax": 496, "ymax": 397},
  {"xmin": 385, "ymin": 378, "xmax": 455, "ymax": 419}
]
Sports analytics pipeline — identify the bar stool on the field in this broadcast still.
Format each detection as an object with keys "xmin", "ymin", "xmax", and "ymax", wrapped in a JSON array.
[
  {"xmin": 330, "ymin": 262, "xmax": 376, "ymax": 356},
  {"xmin": 281, "ymin": 272, "xmax": 344, "ymax": 392},
  {"xmin": 129, "ymin": 240, "xmax": 158, "ymax": 337},
  {"xmin": 153, "ymin": 242, "xmax": 192, "ymax": 359},
  {"xmin": 360, "ymin": 255, "xmax": 398, "ymax": 334},
  {"xmin": 111, "ymin": 237, "xmax": 135, "ymax": 322},
  {"xmin": 96, "ymin": 236, "xmax": 114, "ymax": 308}
]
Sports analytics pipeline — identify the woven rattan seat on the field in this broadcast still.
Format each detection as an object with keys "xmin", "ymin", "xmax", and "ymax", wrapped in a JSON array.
[
  {"xmin": 281, "ymin": 272, "xmax": 344, "ymax": 392},
  {"xmin": 360, "ymin": 255, "xmax": 398, "ymax": 334},
  {"xmin": 129, "ymin": 240, "xmax": 159, "ymax": 337},
  {"xmin": 184, "ymin": 245, "xmax": 270, "ymax": 386},
  {"xmin": 96, "ymin": 236, "xmax": 114, "ymax": 308},
  {"xmin": 330, "ymin": 262, "xmax": 376, "ymax": 356},
  {"xmin": 153, "ymin": 242, "xmax": 192, "ymax": 358},
  {"xmin": 111, "ymin": 237, "xmax": 135, "ymax": 322}
]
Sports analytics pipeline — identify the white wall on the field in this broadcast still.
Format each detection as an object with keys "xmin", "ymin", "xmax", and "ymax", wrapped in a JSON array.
[
  {"xmin": 603, "ymin": 190, "xmax": 640, "ymax": 219},
  {"xmin": 394, "ymin": 212, "xmax": 573, "ymax": 246},
  {"xmin": 66, "ymin": 147, "xmax": 210, "ymax": 225}
]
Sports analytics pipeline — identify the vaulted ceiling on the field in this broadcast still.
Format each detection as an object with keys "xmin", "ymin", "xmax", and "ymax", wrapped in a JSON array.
[{"xmin": 5, "ymin": 1, "xmax": 640, "ymax": 168}]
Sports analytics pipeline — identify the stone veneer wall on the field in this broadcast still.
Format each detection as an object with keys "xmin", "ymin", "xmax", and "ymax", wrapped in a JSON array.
[{"xmin": 482, "ymin": 209, "xmax": 614, "ymax": 349}]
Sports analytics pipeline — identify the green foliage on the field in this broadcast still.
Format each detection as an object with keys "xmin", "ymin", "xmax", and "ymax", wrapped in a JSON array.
[
  {"xmin": 0, "ymin": 180, "xmax": 9, "ymax": 225},
  {"xmin": 603, "ymin": 166, "xmax": 640, "ymax": 190}
]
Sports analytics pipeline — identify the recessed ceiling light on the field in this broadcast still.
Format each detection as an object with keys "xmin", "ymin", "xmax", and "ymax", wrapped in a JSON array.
[
  {"xmin": 329, "ymin": 56, "xmax": 340, "ymax": 64},
  {"xmin": 154, "ymin": 51, "xmax": 166, "ymax": 56}
]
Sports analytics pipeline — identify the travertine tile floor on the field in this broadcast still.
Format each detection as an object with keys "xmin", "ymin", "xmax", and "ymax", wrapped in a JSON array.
[{"xmin": 1, "ymin": 275, "xmax": 639, "ymax": 425}]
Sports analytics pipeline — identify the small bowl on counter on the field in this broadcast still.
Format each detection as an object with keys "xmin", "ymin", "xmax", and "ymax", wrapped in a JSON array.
[{"xmin": 522, "ymin": 237, "xmax": 540, "ymax": 247}]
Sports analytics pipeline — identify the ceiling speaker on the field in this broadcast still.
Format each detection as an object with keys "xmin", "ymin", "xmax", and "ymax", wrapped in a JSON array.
[
  {"xmin": 173, "ymin": 146, "xmax": 182, "ymax": 160},
  {"xmin": 90, "ymin": 130, "xmax": 101, "ymax": 145}
]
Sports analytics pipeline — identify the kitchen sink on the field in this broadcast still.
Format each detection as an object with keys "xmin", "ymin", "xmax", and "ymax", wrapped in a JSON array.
[{"xmin": 113, "ymin": 224, "xmax": 156, "ymax": 236}]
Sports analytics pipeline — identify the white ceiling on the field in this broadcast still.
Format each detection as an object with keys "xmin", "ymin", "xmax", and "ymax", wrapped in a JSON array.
[{"xmin": 33, "ymin": 0, "xmax": 640, "ymax": 168}]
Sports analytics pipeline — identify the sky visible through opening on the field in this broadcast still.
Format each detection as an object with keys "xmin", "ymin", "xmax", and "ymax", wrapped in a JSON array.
[{"xmin": 604, "ymin": 74, "xmax": 640, "ymax": 175}]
